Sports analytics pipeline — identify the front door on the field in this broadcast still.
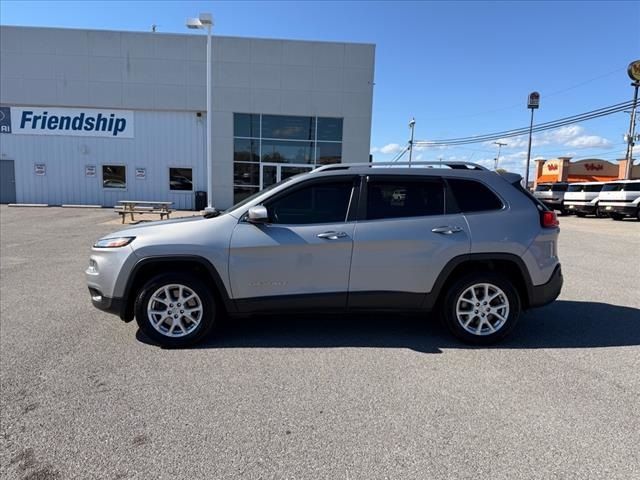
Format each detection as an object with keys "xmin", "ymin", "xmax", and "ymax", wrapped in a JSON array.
[
  {"xmin": 0, "ymin": 160, "xmax": 16, "ymax": 204},
  {"xmin": 229, "ymin": 177, "xmax": 358, "ymax": 312},
  {"xmin": 261, "ymin": 163, "xmax": 313, "ymax": 189}
]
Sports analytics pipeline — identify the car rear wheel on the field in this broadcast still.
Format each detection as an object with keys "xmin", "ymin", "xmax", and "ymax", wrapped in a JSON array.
[
  {"xmin": 611, "ymin": 213, "xmax": 625, "ymax": 221},
  {"xmin": 134, "ymin": 274, "xmax": 216, "ymax": 347},
  {"xmin": 595, "ymin": 207, "xmax": 607, "ymax": 218},
  {"xmin": 441, "ymin": 273, "xmax": 521, "ymax": 345}
]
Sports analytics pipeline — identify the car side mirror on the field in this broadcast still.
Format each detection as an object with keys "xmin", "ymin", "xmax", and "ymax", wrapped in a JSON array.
[{"xmin": 247, "ymin": 205, "xmax": 269, "ymax": 224}]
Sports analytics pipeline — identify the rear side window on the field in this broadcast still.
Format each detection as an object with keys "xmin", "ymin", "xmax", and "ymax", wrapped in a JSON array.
[
  {"xmin": 568, "ymin": 184, "xmax": 584, "ymax": 192},
  {"xmin": 585, "ymin": 184, "xmax": 604, "ymax": 192},
  {"xmin": 366, "ymin": 179, "xmax": 445, "ymax": 220},
  {"xmin": 535, "ymin": 184, "xmax": 553, "ymax": 192},
  {"xmin": 624, "ymin": 183, "xmax": 640, "ymax": 192},
  {"xmin": 552, "ymin": 184, "xmax": 568, "ymax": 192},
  {"xmin": 447, "ymin": 179, "xmax": 503, "ymax": 213},
  {"xmin": 602, "ymin": 183, "xmax": 624, "ymax": 192}
]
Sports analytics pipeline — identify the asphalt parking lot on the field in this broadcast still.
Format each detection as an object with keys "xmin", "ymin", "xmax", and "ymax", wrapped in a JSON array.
[{"xmin": 1, "ymin": 206, "xmax": 639, "ymax": 480}]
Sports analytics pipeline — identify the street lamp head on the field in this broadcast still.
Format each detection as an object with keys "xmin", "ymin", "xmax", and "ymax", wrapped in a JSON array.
[
  {"xmin": 186, "ymin": 17, "xmax": 203, "ymax": 29},
  {"xmin": 198, "ymin": 13, "xmax": 214, "ymax": 26},
  {"xmin": 408, "ymin": 118, "xmax": 415, "ymax": 128}
]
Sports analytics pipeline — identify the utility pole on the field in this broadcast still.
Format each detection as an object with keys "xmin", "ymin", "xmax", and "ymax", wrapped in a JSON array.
[
  {"xmin": 493, "ymin": 141, "xmax": 507, "ymax": 170},
  {"xmin": 408, "ymin": 118, "xmax": 416, "ymax": 164},
  {"xmin": 525, "ymin": 92, "xmax": 540, "ymax": 189},
  {"xmin": 624, "ymin": 60, "xmax": 640, "ymax": 179}
]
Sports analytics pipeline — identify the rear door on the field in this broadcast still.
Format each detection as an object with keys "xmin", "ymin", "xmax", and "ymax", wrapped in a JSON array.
[{"xmin": 348, "ymin": 175, "xmax": 470, "ymax": 309}]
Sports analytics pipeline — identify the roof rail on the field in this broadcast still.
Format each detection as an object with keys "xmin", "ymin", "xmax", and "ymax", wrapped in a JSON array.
[{"xmin": 313, "ymin": 161, "xmax": 489, "ymax": 173}]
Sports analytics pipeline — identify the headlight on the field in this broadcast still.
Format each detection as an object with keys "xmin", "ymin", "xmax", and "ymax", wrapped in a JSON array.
[{"xmin": 94, "ymin": 236, "xmax": 135, "ymax": 248}]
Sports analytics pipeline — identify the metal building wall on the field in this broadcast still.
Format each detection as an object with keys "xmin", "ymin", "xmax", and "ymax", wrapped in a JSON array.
[{"xmin": 0, "ymin": 111, "xmax": 206, "ymax": 209}]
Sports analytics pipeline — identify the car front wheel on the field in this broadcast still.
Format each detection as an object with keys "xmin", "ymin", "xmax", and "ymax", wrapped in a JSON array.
[
  {"xmin": 134, "ymin": 274, "xmax": 216, "ymax": 347},
  {"xmin": 441, "ymin": 273, "xmax": 521, "ymax": 345}
]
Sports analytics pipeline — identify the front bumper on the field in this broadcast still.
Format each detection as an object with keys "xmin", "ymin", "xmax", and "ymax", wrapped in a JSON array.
[
  {"xmin": 88, "ymin": 287, "xmax": 125, "ymax": 318},
  {"xmin": 529, "ymin": 264, "xmax": 563, "ymax": 308},
  {"xmin": 600, "ymin": 204, "xmax": 638, "ymax": 216},
  {"xmin": 565, "ymin": 203, "xmax": 596, "ymax": 214},
  {"xmin": 540, "ymin": 200, "xmax": 564, "ymax": 210}
]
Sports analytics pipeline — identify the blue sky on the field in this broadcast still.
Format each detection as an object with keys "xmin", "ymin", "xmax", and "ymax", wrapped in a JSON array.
[{"xmin": 1, "ymin": 0, "xmax": 639, "ymax": 175}]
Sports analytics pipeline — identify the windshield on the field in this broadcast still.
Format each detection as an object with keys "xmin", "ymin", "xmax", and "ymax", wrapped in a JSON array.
[{"xmin": 223, "ymin": 176, "xmax": 297, "ymax": 213}]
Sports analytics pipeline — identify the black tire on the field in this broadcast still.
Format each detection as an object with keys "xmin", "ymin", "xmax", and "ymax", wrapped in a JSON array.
[
  {"xmin": 595, "ymin": 207, "xmax": 607, "ymax": 218},
  {"xmin": 611, "ymin": 213, "xmax": 625, "ymax": 221},
  {"xmin": 440, "ymin": 272, "xmax": 521, "ymax": 345},
  {"xmin": 134, "ymin": 273, "xmax": 216, "ymax": 347},
  {"xmin": 575, "ymin": 212, "xmax": 586, "ymax": 218}
]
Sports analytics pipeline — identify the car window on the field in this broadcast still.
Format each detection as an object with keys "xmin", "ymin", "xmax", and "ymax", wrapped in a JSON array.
[
  {"xmin": 624, "ymin": 182, "xmax": 640, "ymax": 192},
  {"xmin": 447, "ymin": 179, "xmax": 503, "ymax": 213},
  {"xmin": 265, "ymin": 181, "xmax": 353, "ymax": 224},
  {"xmin": 366, "ymin": 179, "xmax": 444, "ymax": 220},
  {"xmin": 586, "ymin": 184, "xmax": 604, "ymax": 192},
  {"xmin": 535, "ymin": 184, "xmax": 553, "ymax": 192},
  {"xmin": 602, "ymin": 183, "xmax": 624, "ymax": 192},
  {"xmin": 551, "ymin": 184, "xmax": 568, "ymax": 192},
  {"xmin": 568, "ymin": 184, "xmax": 584, "ymax": 192}
]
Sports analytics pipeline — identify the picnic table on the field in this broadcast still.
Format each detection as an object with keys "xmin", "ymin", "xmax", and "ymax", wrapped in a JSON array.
[{"xmin": 115, "ymin": 200, "xmax": 173, "ymax": 223}]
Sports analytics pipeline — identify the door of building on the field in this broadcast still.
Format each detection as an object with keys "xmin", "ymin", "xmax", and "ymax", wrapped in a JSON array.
[
  {"xmin": 0, "ymin": 160, "xmax": 16, "ymax": 204},
  {"xmin": 261, "ymin": 163, "xmax": 314, "ymax": 189}
]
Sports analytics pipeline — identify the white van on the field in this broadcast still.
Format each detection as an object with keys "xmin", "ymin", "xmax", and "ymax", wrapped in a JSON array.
[
  {"xmin": 533, "ymin": 182, "xmax": 569, "ymax": 214},
  {"xmin": 598, "ymin": 180, "xmax": 640, "ymax": 220},
  {"xmin": 564, "ymin": 182, "xmax": 606, "ymax": 217}
]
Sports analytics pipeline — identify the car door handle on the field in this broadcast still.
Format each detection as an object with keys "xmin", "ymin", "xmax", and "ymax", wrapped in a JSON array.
[
  {"xmin": 317, "ymin": 231, "xmax": 348, "ymax": 240},
  {"xmin": 431, "ymin": 226, "xmax": 464, "ymax": 235}
]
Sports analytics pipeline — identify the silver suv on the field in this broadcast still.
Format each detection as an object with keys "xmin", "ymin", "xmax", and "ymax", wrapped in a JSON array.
[{"xmin": 87, "ymin": 162, "xmax": 563, "ymax": 347}]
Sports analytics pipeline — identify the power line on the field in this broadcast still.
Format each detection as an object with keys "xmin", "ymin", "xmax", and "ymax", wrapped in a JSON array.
[{"xmin": 414, "ymin": 100, "xmax": 633, "ymax": 146}]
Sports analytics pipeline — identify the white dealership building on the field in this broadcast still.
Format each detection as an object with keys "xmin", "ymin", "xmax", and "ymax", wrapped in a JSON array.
[{"xmin": 0, "ymin": 25, "xmax": 375, "ymax": 209}]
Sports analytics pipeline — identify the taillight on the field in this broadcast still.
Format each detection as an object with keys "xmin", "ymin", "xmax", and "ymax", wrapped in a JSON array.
[{"xmin": 541, "ymin": 210, "xmax": 559, "ymax": 228}]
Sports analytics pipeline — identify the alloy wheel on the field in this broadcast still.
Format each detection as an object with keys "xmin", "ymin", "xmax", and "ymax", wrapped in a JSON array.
[
  {"xmin": 147, "ymin": 284, "xmax": 203, "ymax": 338},
  {"xmin": 455, "ymin": 283, "xmax": 510, "ymax": 336}
]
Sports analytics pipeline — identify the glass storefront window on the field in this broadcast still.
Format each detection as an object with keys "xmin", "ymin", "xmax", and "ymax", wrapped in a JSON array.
[
  {"xmin": 316, "ymin": 117, "xmax": 343, "ymax": 141},
  {"xmin": 102, "ymin": 165, "xmax": 126, "ymax": 189},
  {"xmin": 234, "ymin": 139, "xmax": 259, "ymax": 163},
  {"xmin": 316, "ymin": 142, "xmax": 342, "ymax": 165},
  {"xmin": 234, "ymin": 186, "xmax": 260, "ymax": 205},
  {"xmin": 234, "ymin": 113, "xmax": 260, "ymax": 138},
  {"xmin": 261, "ymin": 140, "xmax": 314, "ymax": 164},
  {"xmin": 232, "ymin": 113, "xmax": 343, "ymax": 200},
  {"xmin": 234, "ymin": 162, "xmax": 260, "ymax": 186},
  {"xmin": 262, "ymin": 115, "xmax": 314, "ymax": 140},
  {"xmin": 169, "ymin": 167, "xmax": 193, "ymax": 191}
]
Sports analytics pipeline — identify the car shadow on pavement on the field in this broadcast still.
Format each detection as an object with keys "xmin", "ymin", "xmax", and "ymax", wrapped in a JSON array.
[{"xmin": 136, "ymin": 300, "xmax": 640, "ymax": 353}]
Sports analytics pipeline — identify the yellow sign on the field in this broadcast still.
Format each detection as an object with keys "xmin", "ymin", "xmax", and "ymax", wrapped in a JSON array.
[{"xmin": 628, "ymin": 60, "xmax": 640, "ymax": 82}]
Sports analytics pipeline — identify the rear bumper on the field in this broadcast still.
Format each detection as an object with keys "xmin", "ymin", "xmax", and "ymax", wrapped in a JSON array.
[
  {"xmin": 529, "ymin": 264, "xmax": 563, "ymax": 308},
  {"xmin": 89, "ymin": 287, "xmax": 125, "ymax": 318}
]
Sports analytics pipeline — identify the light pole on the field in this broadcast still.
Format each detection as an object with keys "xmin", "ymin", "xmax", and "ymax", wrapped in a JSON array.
[
  {"xmin": 408, "ymin": 117, "xmax": 416, "ymax": 164},
  {"xmin": 493, "ymin": 141, "xmax": 507, "ymax": 170},
  {"xmin": 187, "ymin": 13, "xmax": 214, "ymax": 212},
  {"xmin": 525, "ymin": 91, "xmax": 540, "ymax": 189},
  {"xmin": 624, "ymin": 60, "xmax": 640, "ymax": 179}
]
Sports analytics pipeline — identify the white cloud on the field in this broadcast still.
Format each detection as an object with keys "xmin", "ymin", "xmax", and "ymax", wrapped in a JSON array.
[
  {"xmin": 484, "ymin": 124, "xmax": 612, "ymax": 151},
  {"xmin": 379, "ymin": 143, "xmax": 405, "ymax": 155},
  {"xmin": 565, "ymin": 135, "xmax": 612, "ymax": 148}
]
